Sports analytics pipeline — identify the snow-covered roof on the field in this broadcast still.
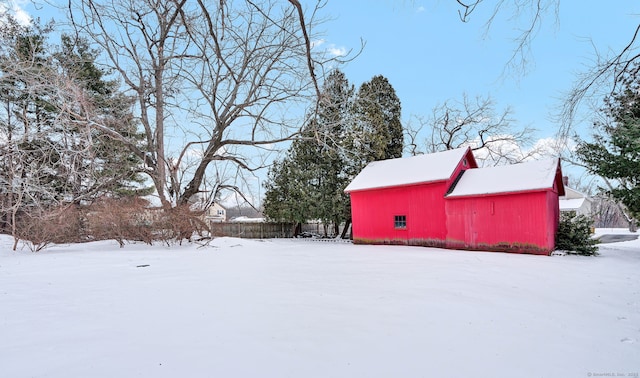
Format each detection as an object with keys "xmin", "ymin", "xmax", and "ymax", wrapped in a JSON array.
[
  {"xmin": 345, "ymin": 148, "xmax": 470, "ymax": 192},
  {"xmin": 230, "ymin": 216, "xmax": 265, "ymax": 223},
  {"xmin": 560, "ymin": 198, "xmax": 586, "ymax": 211},
  {"xmin": 561, "ymin": 186, "xmax": 590, "ymax": 200},
  {"xmin": 447, "ymin": 158, "xmax": 561, "ymax": 197}
]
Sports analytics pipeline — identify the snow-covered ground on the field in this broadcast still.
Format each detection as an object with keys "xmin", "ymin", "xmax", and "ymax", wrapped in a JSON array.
[{"xmin": 1, "ymin": 231, "xmax": 639, "ymax": 378}]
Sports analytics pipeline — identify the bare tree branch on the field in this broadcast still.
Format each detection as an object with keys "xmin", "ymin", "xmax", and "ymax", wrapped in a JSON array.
[
  {"xmin": 405, "ymin": 93, "xmax": 541, "ymax": 166},
  {"xmin": 456, "ymin": 0, "xmax": 481, "ymax": 22},
  {"xmin": 560, "ymin": 23, "xmax": 640, "ymax": 145},
  {"xmin": 287, "ymin": 0, "xmax": 320, "ymax": 98},
  {"xmin": 66, "ymin": 0, "xmax": 340, "ymax": 210}
]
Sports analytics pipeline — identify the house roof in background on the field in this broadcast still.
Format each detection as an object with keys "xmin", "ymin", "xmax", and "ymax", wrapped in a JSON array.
[
  {"xmin": 446, "ymin": 158, "xmax": 562, "ymax": 198},
  {"xmin": 560, "ymin": 198, "xmax": 586, "ymax": 211},
  {"xmin": 344, "ymin": 147, "xmax": 471, "ymax": 192},
  {"xmin": 562, "ymin": 186, "xmax": 591, "ymax": 200}
]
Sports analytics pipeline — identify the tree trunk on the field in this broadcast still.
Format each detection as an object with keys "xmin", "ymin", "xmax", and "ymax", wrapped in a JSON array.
[{"xmin": 340, "ymin": 219, "xmax": 351, "ymax": 239}]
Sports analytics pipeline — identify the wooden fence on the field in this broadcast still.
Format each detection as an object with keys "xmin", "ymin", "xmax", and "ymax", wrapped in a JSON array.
[{"xmin": 209, "ymin": 221, "xmax": 334, "ymax": 239}]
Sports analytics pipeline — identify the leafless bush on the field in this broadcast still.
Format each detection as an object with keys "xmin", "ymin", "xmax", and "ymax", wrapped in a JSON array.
[
  {"xmin": 86, "ymin": 199, "xmax": 210, "ymax": 247},
  {"xmin": 14, "ymin": 206, "xmax": 83, "ymax": 252},
  {"xmin": 9, "ymin": 197, "xmax": 213, "ymax": 250},
  {"xmin": 151, "ymin": 205, "xmax": 210, "ymax": 246},
  {"xmin": 86, "ymin": 197, "xmax": 153, "ymax": 248}
]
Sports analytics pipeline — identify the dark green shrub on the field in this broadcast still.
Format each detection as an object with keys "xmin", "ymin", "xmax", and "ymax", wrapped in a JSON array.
[{"xmin": 556, "ymin": 212, "xmax": 599, "ymax": 256}]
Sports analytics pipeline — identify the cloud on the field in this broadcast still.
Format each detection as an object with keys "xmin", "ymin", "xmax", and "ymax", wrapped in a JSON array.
[
  {"xmin": 416, "ymin": 6, "xmax": 425, "ymax": 13},
  {"xmin": 311, "ymin": 38, "xmax": 347, "ymax": 57},
  {"xmin": 461, "ymin": 135, "xmax": 573, "ymax": 167},
  {"xmin": 310, "ymin": 39, "xmax": 325, "ymax": 49},
  {"xmin": 0, "ymin": 1, "xmax": 32, "ymax": 26},
  {"xmin": 13, "ymin": 7, "xmax": 30, "ymax": 26},
  {"xmin": 463, "ymin": 136, "xmax": 524, "ymax": 166},
  {"xmin": 326, "ymin": 45, "xmax": 347, "ymax": 57},
  {"xmin": 531, "ymin": 137, "xmax": 576, "ymax": 155}
]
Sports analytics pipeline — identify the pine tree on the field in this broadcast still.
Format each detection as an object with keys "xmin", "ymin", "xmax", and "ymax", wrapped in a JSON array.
[
  {"xmin": 576, "ymin": 66, "xmax": 640, "ymax": 220},
  {"xmin": 0, "ymin": 24, "xmax": 147, "ymax": 204},
  {"xmin": 555, "ymin": 212, "xmax": 599, "ymax": 256},
  {"xmin": 263, "ymin": 69, "xmax": 354, "ymax": 235},
  {"xmin": 54, "ymin": 35, "xmax": 149, "ymax": 198},
  {"xmin": 350, "ymin": 75, "xmax": 403, "ymax": 172},
  {"xmin": 310, "ymin": 70, "xmax": 353, "ymax": 234},
  {"xmin": 262, "ymin": 154, "xmax": 311, "ymax": 226}
]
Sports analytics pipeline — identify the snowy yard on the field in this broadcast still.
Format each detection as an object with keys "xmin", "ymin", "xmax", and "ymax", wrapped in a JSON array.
[{"xmin": 1, "ymin": 231, "xmax": 639, "ymax": 378}]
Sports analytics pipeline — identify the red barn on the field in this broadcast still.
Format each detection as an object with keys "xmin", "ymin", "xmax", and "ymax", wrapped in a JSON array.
[{"xmin": 344, "ymin": 148, "xmax": 565, "ymax": 255}]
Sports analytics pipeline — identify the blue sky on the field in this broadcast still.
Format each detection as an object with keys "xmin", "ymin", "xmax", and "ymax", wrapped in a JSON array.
[
  {"xmin": 16, "ymin": 0, "xmax": 639, "ymax": 144},
  {"xmin": 319, "ymin": 1, "xmax": 640, "ymax": 142}
]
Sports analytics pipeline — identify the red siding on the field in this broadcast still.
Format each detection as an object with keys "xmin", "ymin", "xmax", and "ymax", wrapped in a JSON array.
[
  {"xmin": 546, "ymin": 188, "xmax": 561, "ymax": 249},
  {"xmin": 445, "ymin": 190, "xmax": 558, "ymax": 255},
  {"xmin": 351, "ymin": 182, "xmax": 449, "ymax": 247}
]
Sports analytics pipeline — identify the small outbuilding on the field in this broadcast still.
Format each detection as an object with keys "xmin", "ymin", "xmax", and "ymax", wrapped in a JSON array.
[{"xmin": 344, "ymin": 148, "xmax": 565, "ymax": 255}]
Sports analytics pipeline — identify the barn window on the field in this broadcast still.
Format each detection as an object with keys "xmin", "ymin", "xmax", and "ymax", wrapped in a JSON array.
[{"xmin": 394, "ymin": 215, "xmax": 407, "ymax": 229}]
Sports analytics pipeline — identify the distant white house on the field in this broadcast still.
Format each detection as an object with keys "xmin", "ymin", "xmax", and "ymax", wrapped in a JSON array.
[
  {"xmin": 186, "ymin": 193, "xmax": 228, "ymax": 223},
  {"xmin": 205, "ymin": 203, "xmax": 227, "ymax": 223},
  {"xmin": 559, "ymin": 179, "xmax": 592, "ymax": 217}
]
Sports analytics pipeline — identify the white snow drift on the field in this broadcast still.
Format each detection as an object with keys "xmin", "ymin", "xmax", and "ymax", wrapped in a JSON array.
[{"xmin": 1, "ymin": 231, "xmax": 638, "ymax": 378}]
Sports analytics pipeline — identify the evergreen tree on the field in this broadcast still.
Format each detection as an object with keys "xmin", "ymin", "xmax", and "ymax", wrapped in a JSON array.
[
  {"xmin": 556, "ymin": 212, "xmax": 599, "ymax": 256},
  {"xmin": 350, "ymin": 75, "xmax": 403, "ymax": 171},
  {"xmin": 0, "ymin": 20, "xmax": 146, "ymax": 203},
  {"xmin": 576, "ymin": 66, "xmax": 640, "ymax": 220},
  {"xmin": 263, "ymin": 69, "xmax": 354, "ymax": 235},
  {"xmin": 54, "ymin": 34, "xmax": 149, "ymax": 198},
  {"xmin": 262, "ymin": 154, "xmax": 311, "ymax": 226},
  {"xmin": 309, "ymin": 70, "xmax": 353, "ymax": 233}
]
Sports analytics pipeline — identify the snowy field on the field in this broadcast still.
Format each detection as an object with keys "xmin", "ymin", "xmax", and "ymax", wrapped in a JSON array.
[{"xmin": 1, "ymin": 231, "xmax": 639, "ymax": 378}]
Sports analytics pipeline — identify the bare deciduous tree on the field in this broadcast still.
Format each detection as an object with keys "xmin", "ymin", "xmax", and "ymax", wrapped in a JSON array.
[
  {"xmin": 405, "ymin": 94, "xmax": 542, "ymax": 166},
  {"xmin": 67, "ymin": 0, "xmax": 336, "ymax": 210},
  {"xmin": 591, "ymin": 194, "xmax": 629, "ymax": 229}
]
